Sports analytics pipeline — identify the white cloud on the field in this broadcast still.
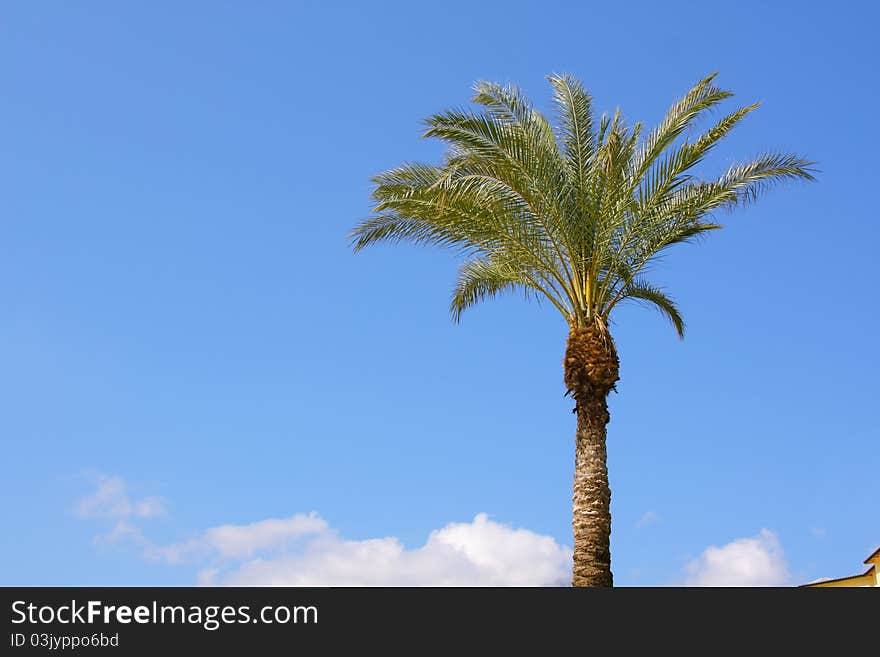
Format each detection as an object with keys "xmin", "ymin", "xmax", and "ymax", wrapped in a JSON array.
[
  {"xmin": 635, "ymin": 511, "xmax": 661, "ymax": 528},
  {"xmin": 75, "ymin": 474, "xmax": 167, "ymax": 546},
  {"xmin": 133, "ymin": 497, "xmax": 167, "ymax": 518},
  {"xmin": 156, "ymin": 512, "xmax": 571, "ymax": 587},
  {"xmin": 682, "ymin": 529, "xmax": 790, "ymax": 586},
  {"xmin": 75, "ymin": 474, "xmax": 167, "ymax": 520},
  {"xmin": 94, "ymin": 520, "xmax": 148, "ymax": 547},
  {"xmin": 150, "ymin": 513, "xmax": 328, "ymax": 563},
  {"xmin": 76, "ymin": 475, "xmax": 571, "ymax": 586}
]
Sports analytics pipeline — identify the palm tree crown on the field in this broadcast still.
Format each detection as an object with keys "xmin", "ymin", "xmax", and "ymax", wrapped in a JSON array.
[{"xmin": 350, "ymin": 73, "xmax": 814, "ymax": 335}]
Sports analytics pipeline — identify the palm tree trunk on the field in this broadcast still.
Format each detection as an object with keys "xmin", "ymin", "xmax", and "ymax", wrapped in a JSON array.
[{"xmin": 565, "ymin": 323, "xmax": 619, "ymax": 587}]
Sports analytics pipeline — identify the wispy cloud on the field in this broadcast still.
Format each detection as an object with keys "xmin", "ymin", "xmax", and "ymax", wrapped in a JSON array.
[
  {"xmin": 635, "ymin": 511, "xmax": 661, "ymax": 528},
  {"xmin": 150, "ymin": 513, "xmax": 329, "ymax": 563},
  {"xmin": 75, "ymin": 473, "xmax": 166, "ymax": 520},
  {"xmin": 75, "ymin": 473, "xmax": 166, "ymax": 546}
]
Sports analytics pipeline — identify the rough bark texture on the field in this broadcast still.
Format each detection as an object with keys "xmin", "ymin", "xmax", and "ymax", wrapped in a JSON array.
[{"xmin": 564, "ymin": 323, "xmax": 619, "ymax": 587}]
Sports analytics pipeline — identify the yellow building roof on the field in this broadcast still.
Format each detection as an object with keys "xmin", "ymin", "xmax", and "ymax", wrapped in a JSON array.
[{"xmin": 804, "ymin": 547, "xmax": 880, "ymax": 587}]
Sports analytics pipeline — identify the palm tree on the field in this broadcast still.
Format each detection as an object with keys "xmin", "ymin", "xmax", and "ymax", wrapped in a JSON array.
[{"xmin": 349, "ymin": 73, "xmax": 813, "ymax": 587}]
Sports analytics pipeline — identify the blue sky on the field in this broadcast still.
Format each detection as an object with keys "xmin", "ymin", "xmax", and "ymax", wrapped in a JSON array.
[{"xmin": 1, "ymin": 1, "xmax": 877, "ymax": 586}]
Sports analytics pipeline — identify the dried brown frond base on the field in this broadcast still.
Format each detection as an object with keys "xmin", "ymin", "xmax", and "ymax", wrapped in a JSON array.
[{"xmin": 564, "ymin": 323, "xmax": 620, "ymax": 421}]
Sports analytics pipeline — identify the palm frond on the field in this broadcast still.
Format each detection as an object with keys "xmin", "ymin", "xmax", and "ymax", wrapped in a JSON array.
[
  {"xmin": 449, "ymin": 254, "xmax": 572, "ymax": 322},
  {"xmin": 352, "ymin": 73, "xmax": 814, "ymax": 332},
  {"xmin": 547, "ymin": 73, "xmax": 595, "ymax": 197},
  {"xmin": 614, "ymin": 278, "xmax": 685, "ymax": 338},
  {"xmin": 633, "ymin": 73, "xmax": 732, "ymax": 180},
  {"xmin": 716, "ymin": 152, "xmax": 816, "ymax": 205}
]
